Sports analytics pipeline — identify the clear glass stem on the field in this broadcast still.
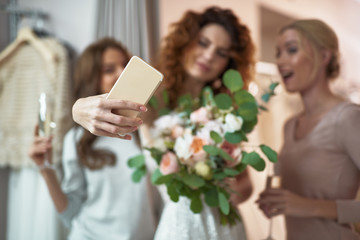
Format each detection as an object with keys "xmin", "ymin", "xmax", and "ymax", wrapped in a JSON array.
[{"xmin": 267, "ymin": 218, "xmax": 273, "ymax": 239}]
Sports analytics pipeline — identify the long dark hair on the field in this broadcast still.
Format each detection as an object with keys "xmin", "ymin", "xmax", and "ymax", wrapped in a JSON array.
[{"xmin": 73, "ymin": 38, "xmax": 131, "ymax": 170}]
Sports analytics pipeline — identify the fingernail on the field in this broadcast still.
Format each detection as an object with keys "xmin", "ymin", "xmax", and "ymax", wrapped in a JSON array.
[{"xmin": 140, "ymin": 106, "xmax": 147, "ymax": 112}]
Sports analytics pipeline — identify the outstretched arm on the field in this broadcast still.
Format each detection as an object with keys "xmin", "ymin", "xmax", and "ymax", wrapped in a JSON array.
[{"xmin": 72, "ymin": 94, "xmax": 147, "ymax": 139}]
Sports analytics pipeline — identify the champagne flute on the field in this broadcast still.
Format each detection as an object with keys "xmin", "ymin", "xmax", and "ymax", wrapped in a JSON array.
[
  {"xmin": 38, "ymin": 92, "xmax": 56, "ymax": 167},
  {"xmin": 262, "ymin": 174, "xmax": 282, "ymax": 240}
]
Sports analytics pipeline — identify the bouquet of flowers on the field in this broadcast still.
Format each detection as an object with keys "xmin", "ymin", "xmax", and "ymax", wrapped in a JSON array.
[{"xmin": 128, "ymin": 69, "xmax": 278, "ymax": 225}]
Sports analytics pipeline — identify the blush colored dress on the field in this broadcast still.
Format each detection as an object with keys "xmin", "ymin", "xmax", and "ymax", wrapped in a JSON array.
[{"xmin": 277, "ymin": 102, "xmax": 360, "ymax": 240}]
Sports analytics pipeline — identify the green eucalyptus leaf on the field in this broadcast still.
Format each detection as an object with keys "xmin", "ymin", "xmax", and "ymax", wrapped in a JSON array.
[
  {"xmin": 269, "ymin": 82, "xmax": 279, "ymax": 91},
  {"xmin": 155, "ymin": 173, "xmax": 175, "ymax": 185},
  {"xmin": 205, "ymin": 188, "xmax": 219, "ymax": 207},
  {"xmin": 190, "ymin": 196, "xmax": 203, "ymax": 213},
  {"xmin": 241, "ymin": 117, "xmax": 258, "ymax": 133},
  {"xmin": 224, "ymin": 131, "xmax": 243, "ymax": 144},
  {"xmin": 210, "ymin": 131, "xmax": 223, "ymax": 144},
  {"xmin": 132, "ymin": 166, "xmax": 146, "ymax": 182},
  {"xmin": 127, "ymin": 154, "xmax": 145, "ymax": 168},
  {"xmin": 203, "ymin": 145, "xmax": 219, "ymax": 156},
  {"xmin": 223, "ymin": 69, "xmax": 244, "ymax": 93},
  {"xmin": 183, "ymin": 174, "xmax": 205, "ymax": 188},
  {"xmin": 260, "ymin": 144, "xmax": 278, "ymax": 163},
  {"xmin": 213, "ymin": 172, "xmax": 227, "ymax": 180},
  {"xmin": 177, "ymin": 94, "xmax": 193, "ymax": 108},
  {"xmin": 162, "ymin": 90, "xmax": 169, "ymax": 105},
  {"xmin": 224, "ymin": 168, "xmax": 240, "ymax": 177},
  {"xmin": 242, "ymin": 151, "xmax": 266, "ymax": 171},
  {"xmin": 146, "ymin": 148, "xmax": 164, "ymax": 165},
  {"xmin": 201, "ymin": 86, "xmax": 215, "ymax": 106},
  {"xmin": 218, "ymin": 192, "xmax": 230, "ymax": 215},
  {"xmin": 151, "ymin": 169, "xmax": 163, "ymax": 184},
  {"xmin": 148, "ymin": 96, "xmax": 158, "ymax": 108},
  {"xmin": 258, "ymin": 105, "xmax": 268, "ymax": 111},
  {"xmin": 218, "ymin": 148, "xmax": 234, "ymax": 162},
  {"xmin": 235, "ymin": 162, "xmax": 247, "ymax": 173},
  {"xmin": 261, "ymin": 92, "xmax": 271, "ymax": 103},
  {"xmin": 159, "ymin": 108, "xmax": 171, "ymax": 116},
  {"xmin": 214, "ymin": 93, "xmax": 233, "ymax": 110},
  {"xmin": 167, "ymin": 181, "xmax": 180, "ymax": 202},
  {"xmin": 234, "ymin": 90, "xmax": 258, "ymax": 121}
]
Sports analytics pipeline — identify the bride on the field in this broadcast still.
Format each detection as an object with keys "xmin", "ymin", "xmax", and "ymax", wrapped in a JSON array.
[{"xmin": 72, "ymin": 6, "xmax": 255, "ymax": 240}]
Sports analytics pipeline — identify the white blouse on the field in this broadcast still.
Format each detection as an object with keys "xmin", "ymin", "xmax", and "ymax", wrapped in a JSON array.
[{"xmin": 59, "ymin": 127, "xmax": 157, "ymax": 240}]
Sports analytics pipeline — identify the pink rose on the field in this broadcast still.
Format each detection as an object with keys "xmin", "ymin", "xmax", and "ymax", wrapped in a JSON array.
[
  {"xmin": 160, "ymin": 152, "xmax": 179, "ymax": 175},
  {"xmin": 220, "ymin": 141, "xmax": 242, "ymax": 167},
  {"xmin": 190, "ymin": 137, "xmax": 207, "ymax": 162},
  {"xmin": 190, "ymin": 107, "xmax": 209, "ymax": 124},
  {"xmin": 171, "ymin": 125, "xmax": 184, "ymax": 138}
]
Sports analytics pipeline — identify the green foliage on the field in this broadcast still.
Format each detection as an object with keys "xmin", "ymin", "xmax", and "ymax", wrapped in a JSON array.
[
  {"xmin": 224, "ymin": 131, "xmax": 243, "ymax": 144},
  {"xmin": 241, "ymin": 117, "xmax": 258, "ymax": 133},
  {"xmin": 261, "ymin": 82, "xmax": 279, "ymax": 103},
  {"xmin": 146, "ymin": 147, "xmax": 164, "ymax": 165},
  {"xmin": 224, "ymin": 168, "xmax": 240, "ymax": 177},
  {"xmin": 242, "ymin": 152, "xmax": 266, "ymax": 171},
  {"xmin": 127, "ymin": 154, "xmax": 145, "ymax": 168},
  {"xmin": 210, "ymin": 131, "xmax": 222, "ymax": 144},
  {"xmin": 159, "ymin": 108, "xmax": 171, "ymax": 116},
  {"xmin": 149, "ymin": 96, "xmax": 158, "ymax": 108},
  {"xmin": 127, "ymin": 69, "xmax": 280, "ymax": 226},
  {"xmin": 203, "ymin": 145, "xmax": 219, "ymax": 156},
  {"xmin": 183, "ymin": 174, "xmax": 206, "ymax": 188},
  {"xmin": 218, "ymin": 149, "xmax": 233, "ymax": 162},
  {"xmin": 132, "ymin": 166, "xmax": 146, "ymax": 182},
  {"xmin": 218, "ymin": 192, "xmax": 230, "ymax": 215},
  {"xmin": 162, "ymin": 89, "xmax": 169, "ymax": 105},
  {"xmin": 223, "ymin": 69, "xmax": 244, "ymax": 93},
  {"xmin": 214, "ymin": 93, "xmax": 233, "ymax": 110},
  {"xmin": 205, "ymin": 188, "xmax": 219, "ymax": 207},
  {"xmin": 260, "ymin": 144, "xmax": 278, "ymax": 163},
  {"xmin": 201, "ymin": 86, "xmax": 215, "ymax": 106},
  {"xmin": 234, "ymin": 90, "xmax": 258, "ymax": 121}
]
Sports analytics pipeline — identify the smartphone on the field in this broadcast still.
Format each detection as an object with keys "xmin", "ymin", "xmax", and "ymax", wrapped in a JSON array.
[{"xmin": 106, "ymin": 56, "xmax": 163, "ymax": 118}]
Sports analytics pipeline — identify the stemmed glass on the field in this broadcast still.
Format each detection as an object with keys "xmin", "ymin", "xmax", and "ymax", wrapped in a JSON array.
[
  {"xmin": 262, "ymin": 174, "xmax": 282, "ymax": 240},
  {"xmin": 38, "ymin": 92, "xmax": 56, "ymax": 166}
]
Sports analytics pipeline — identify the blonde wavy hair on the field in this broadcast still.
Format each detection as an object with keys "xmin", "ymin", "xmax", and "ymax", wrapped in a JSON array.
[{"xmin": 280, "ymin": 19, "xmax": 340, "ymax": 80}]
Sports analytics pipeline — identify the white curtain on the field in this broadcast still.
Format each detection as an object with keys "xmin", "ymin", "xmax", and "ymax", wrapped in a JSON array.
[{"xmin": 95, "ymin": 0, "xmax": 159, "ymax": 62}]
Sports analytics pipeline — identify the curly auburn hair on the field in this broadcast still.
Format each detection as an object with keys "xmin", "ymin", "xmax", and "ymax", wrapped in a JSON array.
[
  {"xmin": 73, "ymin": 38, "xmax": 131, "ymax": 170},
  {"xmin": 156, "ymin": 6, "xmax": 256, "ymax": 107}
]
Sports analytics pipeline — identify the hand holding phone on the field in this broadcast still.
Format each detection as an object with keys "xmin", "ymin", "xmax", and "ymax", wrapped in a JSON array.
[{"xmin": 106, "ymin": 56, "xmax": 163, "ymax": 118}]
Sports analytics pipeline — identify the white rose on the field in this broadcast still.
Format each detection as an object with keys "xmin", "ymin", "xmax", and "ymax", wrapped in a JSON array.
[
  {"xmin": 174, "ymin": 133, "xmax": 193, "ymax": 161},
  {"xmin": 153, "ymin": 114, "xmax": 184, "ymax": 136},
  {"xmin": 222, "ymin": 113, "xmax": 243, "ymax": 133},
  {"xmin": 190, "ymin": 107, "xmax": 209, "ymax": 124},
  {"xmin": 152, "ymin": 138, "xmax": 167, "ymax": 152},
  {"xmin": 196, "ymin": 120, "xmax": 223, "ymax": 144}
]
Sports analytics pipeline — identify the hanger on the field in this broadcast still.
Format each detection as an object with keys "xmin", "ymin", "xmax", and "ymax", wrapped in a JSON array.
[{"xmin": 0, "ymin": 27, "xmax": 58, "ymax": 66}]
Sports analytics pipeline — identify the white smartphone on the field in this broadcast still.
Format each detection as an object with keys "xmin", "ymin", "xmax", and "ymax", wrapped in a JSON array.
[{"xmin": 106, "ymin": 56, "xmax": 163, "ymax": 118}]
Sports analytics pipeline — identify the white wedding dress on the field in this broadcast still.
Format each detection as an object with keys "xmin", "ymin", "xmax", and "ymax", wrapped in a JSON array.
[
  {"xmin": 140, "ymin": 127, "xmax": 247, "ymax": 240},
  {"xmin": 154, "ymin": 188, "xmax": 247, "ymax": 240}
]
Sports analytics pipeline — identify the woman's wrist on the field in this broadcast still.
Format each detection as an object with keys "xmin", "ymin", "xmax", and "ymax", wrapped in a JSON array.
[
  {"xmin": 306, "ymin": 198, "xmax": 337, "ymax": 220},
  {"xmin": 39, "ymin": 163, "xmax": 56, "ymax": 176}
]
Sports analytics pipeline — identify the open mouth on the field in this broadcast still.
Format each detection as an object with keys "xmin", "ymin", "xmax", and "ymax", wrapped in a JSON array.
[{"xmin": 281, "ymin": 72, "xmax": 294, "ymax": 82}]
